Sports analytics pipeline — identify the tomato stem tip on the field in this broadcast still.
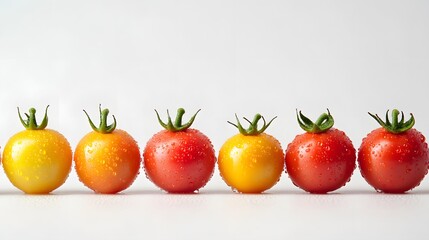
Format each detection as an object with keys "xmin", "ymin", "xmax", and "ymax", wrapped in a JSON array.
[
  {"xmin": 17, "ymin": 105, "xmax": 49, "ymax": 130},
  {"xmin": 368, "ymin": 109, "xmax": 414, "ymax": 134},
  {"xmin": 155, "ymin": 108, "xmax": 200, "ymax": 132},
  {"xmin": 296, "ymin": 109, "xmax": 334, "ymax": 133},
  {"xmin": 228, "ymin": 113, "xmax": 276, "ymax": 135},
  {"xmin": 83, "ymin": 104, "xmax": 117, "ymax": 133}
]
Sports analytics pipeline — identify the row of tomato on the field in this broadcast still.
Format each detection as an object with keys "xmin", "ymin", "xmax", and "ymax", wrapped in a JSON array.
[{"xmin": 0, "ymin": 105, "xmax": 427, "ymax": 194}]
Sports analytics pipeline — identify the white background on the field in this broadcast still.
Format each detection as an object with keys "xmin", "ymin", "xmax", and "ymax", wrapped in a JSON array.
[{"xmin": 1, "ymin": 0, "xmax": 429, "ymax": 239}]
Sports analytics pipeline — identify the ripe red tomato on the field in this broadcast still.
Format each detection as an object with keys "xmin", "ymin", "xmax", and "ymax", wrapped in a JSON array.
[
  {"xmin": 285, "ymin": 110, "xmax": 356, "ymax": 193},
  {"xmin": 143, "ymin": 108, "xmax": 216, "ymax": 193},
  {"xmin": 358, "ymin": 109, "xmax": 429, "ymax": 193}
]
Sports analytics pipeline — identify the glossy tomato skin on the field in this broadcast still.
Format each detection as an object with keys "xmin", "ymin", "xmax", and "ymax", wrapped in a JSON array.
[
  {"xmin": 2, "ymin": 129, "xmax": 72, "ymax": 194},
  {"xmin": 143, "ymin": 129, "xmax": 216, "ymax": 193},
  {"xmin": 285, "ymin": 128, "xmax": 356, "ymax": 193},
  {"xmin": 74, "ymin": 129, "xmax": 141, "ymax": 194},
  {"xmin": 218, "ymin": 133, "xmax": 284, "ymax": 193},
  {"xmin": 358, "ymin": 128, "xmax": 429, "ymax": 193}
]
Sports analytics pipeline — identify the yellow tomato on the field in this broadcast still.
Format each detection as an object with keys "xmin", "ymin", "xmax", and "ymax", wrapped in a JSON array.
[
  {"xmin": 218, "ymin": 132, "xmax": 284, "ymax": 193},
  {"xmin": 2, "ymin": 129, "xmax": 72, "ymax": 194},
  {"xmin": 2, "ymin": 106, "xmax": 72, "ymax": 194}
]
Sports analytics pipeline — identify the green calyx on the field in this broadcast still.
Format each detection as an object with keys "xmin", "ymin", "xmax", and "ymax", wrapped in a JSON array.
[
  {"xmin": 368, "ymin": 109, "xmax": 414, "ymax": 134},
  {"xmin": 155, "ymin": 108, "xmax": 200, "ymax": 132},
  {"xmin": 296, "ymin": 109, "xmax": 334, "ymax": 133},
  {"xmin": 228, "ymin": 113, "xmax": 277, "ymax": 136},
  {"xmin": 18, "ymin": 106, "xmax": 49, "ymax": 130},
  {"xmin": 83, "ymin": 105, "xmax": 117, "ymax": 134}
]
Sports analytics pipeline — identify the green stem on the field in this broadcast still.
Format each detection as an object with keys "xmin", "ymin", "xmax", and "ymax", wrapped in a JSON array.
[
  {"xmin": 17, "ymin": 106, "xmax": 49, "ymax": 130},
  {"xmin": 368, "ymin": 109, "xmax": 414, "ymax": 134},
  {"xmin": 175, "ymin": 108, "xmax": 185, "ymax": 127},
  {"xmin": 155, "ymin": 108, "xmax": 200, "ymax": 132},
  {"xmin": 296, "ymin": 109, "xmax": 334, "ymax": 133},
  {"xmin": 83, "ymin": 104, "xmax": 117, "ymax": 133},
  {"xmin": 228, "ymin": 113, "xmax": 276, "ymax": 136}
]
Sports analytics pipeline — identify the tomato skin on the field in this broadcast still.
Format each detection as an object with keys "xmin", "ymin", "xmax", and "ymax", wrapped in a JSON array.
[
  {"xmin": 74, "ymin": 129, "xmax": 141, "ymax": 194},
  {"xmin": 218, "ymin": 133, "xmax": 284, "ymax": 193},
  {"xmin": 2, "ymin": 129, "xmax": 72, "ymax": 194},
  {"xmin": 285, "ymin": 128, "xmax": 356, "ymax": 193},
  {"xmin": 143, "ymin": 129, "xmax": 216, "ymax": 193},
  {"xmin": 358, "ymin": 128, "xmax": 429, "ymax": 193}
]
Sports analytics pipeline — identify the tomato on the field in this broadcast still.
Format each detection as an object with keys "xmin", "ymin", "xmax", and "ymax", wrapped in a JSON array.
[
  {"xmin": 358, "ymin": 109, "xmax": 429, "ymax": 193},
  {"xmin": 2, "ymin": 106, "xmax": 72, "ymax": 194},
  {"xmin": 74, "ymin": 106, "xmax": 141, "ymax": 194},
  {"xmin": 218, "ymin": 114, "xmax": 284, "ymax": 193},
  {"xmin": 285, "ymin": 110, "xmax": 356, "ymax": 193},
  {"xmin": 143, "ymin": 108, "xmax": 216, "ymax": 193}
]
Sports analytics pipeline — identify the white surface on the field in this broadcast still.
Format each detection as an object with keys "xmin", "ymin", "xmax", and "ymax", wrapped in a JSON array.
[
  {"xmin": 1, "ymin": 187, "xmax": 429, "ymax": 240},
  {"xmin": 1, "ymin": 0, "xmax": 429, "ymax": 239}
]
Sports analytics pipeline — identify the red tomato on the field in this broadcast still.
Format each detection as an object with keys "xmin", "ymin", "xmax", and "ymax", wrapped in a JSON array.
[
  {"xmin": 358, "ymin": 109, "xmax": 429, "ymax": 193},
  {"xmin": 285, "ymin": 110, "xmax": 356, "ymax": 193},
  {"xmin": 143, "ymin": 108, "xmax": 216, "ymax": 193}
]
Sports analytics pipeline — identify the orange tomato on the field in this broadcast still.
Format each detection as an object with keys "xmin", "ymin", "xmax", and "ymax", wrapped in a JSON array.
[{"xmin": 74, "ymin": 106, "xmax": 141, "ymax": 194}]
